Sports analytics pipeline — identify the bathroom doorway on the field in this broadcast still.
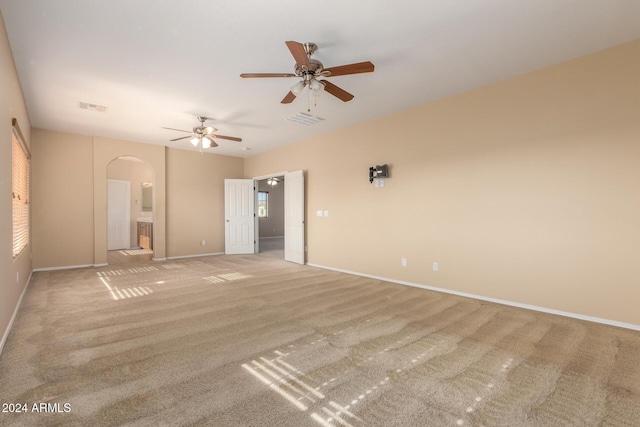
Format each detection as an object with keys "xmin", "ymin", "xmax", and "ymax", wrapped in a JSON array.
[{"xmin": 107, "ymin": 156, "xmax": 154, "ymax": 265}]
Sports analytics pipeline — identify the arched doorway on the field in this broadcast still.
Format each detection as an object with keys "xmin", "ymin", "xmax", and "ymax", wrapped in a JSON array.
[{"xmin": 107, "ymin": 156, "xmax": 154, "ymax": 264}]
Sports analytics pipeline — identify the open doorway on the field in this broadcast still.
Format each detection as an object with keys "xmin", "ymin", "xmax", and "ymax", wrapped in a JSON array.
[
  {"xmin": 225, "ymin": 170, "xmax": 304, "ymax": 264},
  {"xmin": 107, "ymin": 156, "xmax": 154, "ymax": 265},
  {"xmin": 257, "ymin": 175, "xmax": 285, "ymax": 258}
]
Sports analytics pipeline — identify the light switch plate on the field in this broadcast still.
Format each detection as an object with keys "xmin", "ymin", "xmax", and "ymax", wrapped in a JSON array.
[
  {"xmin": 324, "ymin": 211, "xmax": 329, "ymax": 217},
  {"xmin": 317, "ymin": 210, "xmax": 323, "ymax": 217}
]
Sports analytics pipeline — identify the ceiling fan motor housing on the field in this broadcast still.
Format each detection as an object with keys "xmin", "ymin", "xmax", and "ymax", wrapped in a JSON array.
[{"xmin": 294, "ymin": 59, "xmax": 324, "ymax": 77}]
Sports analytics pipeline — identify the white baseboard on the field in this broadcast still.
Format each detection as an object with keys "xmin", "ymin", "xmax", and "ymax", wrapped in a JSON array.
[
  {"xmin": 259, "ymin": 236, "xmax": 284, "ymax": 240},
  {"xmin": 165, "ymin": 252, "xmax": 224, "ymax": 260},
  {"xmin": 0, "ymin": 271, "xmax": 33, "ymax": 356},
  {"xmin": 33, "ymin": 263, "xmax": 95, "ymax": 272},
  {"xmin": 32, "ymin": 253, "xmax": 226, "ymax": 269},
  {"xmin": 306, "ymin": 263, "xmax": 640, "ymax": 332}
]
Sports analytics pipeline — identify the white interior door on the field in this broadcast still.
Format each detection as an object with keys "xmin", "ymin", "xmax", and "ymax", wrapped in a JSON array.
[
  {"xmin": 107, "ymin": 179, "xmax": 130, "ymax": 250},
  {"xmin": 225, "ymin": 179, "xmax": 255, "ymax": 254},
  {"xmin": 254, "ymin": 188, "xmax": 260, "ymax": 254},
  {"xmin": 284, "ymin": 170, "xmax": 304, "ymax": 264}
]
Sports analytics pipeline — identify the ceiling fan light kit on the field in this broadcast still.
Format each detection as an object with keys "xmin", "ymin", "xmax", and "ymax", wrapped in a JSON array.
[
  {"xmin": 309, "ymin": 79, "xmax": 324, "ymax": 92},
  {"xmin": 163, "ymin": 116, "xmax": 242, "ymax": 152},
  {"xmin": 241, "ymin": 41, "xmax": 374, "ymax": 110},
  {"xmin": 290, "ymin": 80, "xmax": 306, "ymax": 96}
]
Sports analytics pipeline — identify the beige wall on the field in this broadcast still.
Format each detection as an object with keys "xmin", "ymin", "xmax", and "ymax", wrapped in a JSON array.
[
  {"xmin": 30, "ymin": 131, "xmax": 244, "ymax": 267},
  {"xmin": 30, "ymin": 131, "xmax": 167, "ymax": 267},
  {"xmin": 1, "ymin": 10, "xmax": 32, "ymax": 349},
  {"xmin": 108, "ymin": 158, "xmax": 154, "ymax": 248},
  {"xmin": 258, "ymin": 179, "xmax": 284, "ymax": 238},
  {"xmin": 165, "ymin": 148, "xmax": 244, "ymax": 257},
  {"xmin": 31, "ymin": 130, "xmax": 94, "ymax": 268},
  {"xmin": 245, "ymin": 40, "xmax": 640, "ymax": 326}
]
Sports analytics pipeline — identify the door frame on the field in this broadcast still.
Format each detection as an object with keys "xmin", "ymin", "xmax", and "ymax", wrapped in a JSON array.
[{"xmin": 252, "ymin": 170, "xmax": 305, "ymax": 264}]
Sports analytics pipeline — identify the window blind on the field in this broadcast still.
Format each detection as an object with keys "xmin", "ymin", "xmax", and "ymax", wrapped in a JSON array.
[{"xmin": 12, "ymin": 119, "xmax": 30, "ymax": 258}]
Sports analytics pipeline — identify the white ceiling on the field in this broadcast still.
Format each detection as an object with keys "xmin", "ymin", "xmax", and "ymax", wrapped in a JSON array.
[{"xmin": 2, "ymin": 0, "xmax": 639, "ymax": 158}]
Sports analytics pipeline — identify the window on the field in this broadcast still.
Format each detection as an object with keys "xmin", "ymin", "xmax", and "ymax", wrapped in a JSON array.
[
  {"xmin": 12, "ymin": 118, "xmax": 30, "ymax": 258},
  {"xmin": 258, "ymin": 191, "xmax": 268, "ymax": 218}
]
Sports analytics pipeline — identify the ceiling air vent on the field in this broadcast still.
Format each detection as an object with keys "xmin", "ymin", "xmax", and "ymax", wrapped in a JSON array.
[
  {"xmin": 283, "ymin": 112, "xmax": 325, "ymax": 126},
  {"xmin": 79, "ymin": 101, "xmax": 108, "ymax": 112}
]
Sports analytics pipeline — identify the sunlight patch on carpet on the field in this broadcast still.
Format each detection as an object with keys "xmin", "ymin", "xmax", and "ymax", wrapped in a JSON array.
[
  {"xmin": 112, "ymin": 286, "xmax": 154, "ymax": 300},
  {"xmin": 218, "ymin": 272, "xmax": 253, "ymax": 281},
  {"xmin": 97, "ymin": 274, "xmax": 154, "ymax": 300},
  {"xmin": 242, "ymin": 335, "xmax": 388, "ymax": 426},
  {"xmin": 203, "ymin": 276, "xmax": 226, "ymax": 284},
  {"xmin": 96, "ymin": 260, "xmax": 255, "ymax": 301},
  {"xmin": 120, "ymin": 249, "xmax": 153, "ymax": 255},
  {"xmin": 240, "ymin": 320, "xmax": 520, "ymax": 426},
  {"xmin": 162, "ymin": 263, "xmax": 185, "ymax": 269},
  {"xmin": 128, "ymin": 266, "xmax": 158, "ymax": 273},
  {"xmin": 242, "ymin": 363, "xmax": 308, "ymax": 411}
]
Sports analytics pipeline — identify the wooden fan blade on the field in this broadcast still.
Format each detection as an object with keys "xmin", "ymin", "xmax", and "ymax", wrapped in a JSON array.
[
  {"xmin": 203, "ymin": 136, "xmax": 218, "ymax": 148},
  {"xmin": 285, "ymin": 41, "xmax": 310, "ymax": 69},
  {"xmin": 212, "ymin": 134, "xmax": 242, "ymax": 142},
  {"xmin": 240, "ymin": 73, "xmax": 297, "ymax": 78},
  {"xmin": 281, "ymin": 91, "xmax": 297, "ymax": 104},
  {"xmin": 323, "ymin": 61, "xmax": 375, "ymax": 76},
  {"xmin": 170, "ymin": 136, "xmax": 192, "ymax": 142},
  {"xmin": 162, "ymin": 127, "xmax": 191, "ymax": 133},
  {"xmin": 321, "ymin": 80, "xmax": 354, "ymax": 102}
]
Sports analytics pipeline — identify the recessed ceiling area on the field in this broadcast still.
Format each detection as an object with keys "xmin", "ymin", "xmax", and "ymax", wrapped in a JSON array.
[{"xmin": 1, "ymin": 1, "xmax": 639, "ymax": 157}]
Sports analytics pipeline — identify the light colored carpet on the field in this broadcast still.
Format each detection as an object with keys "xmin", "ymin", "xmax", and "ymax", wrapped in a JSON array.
[{"xmin": 1, "ymin": 253, "xmax": 639, "ymax": 426}]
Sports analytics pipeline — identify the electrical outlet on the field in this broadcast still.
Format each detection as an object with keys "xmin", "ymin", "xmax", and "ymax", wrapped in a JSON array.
[
  {"xmin": 401, "ymin": 258, "xmax": 407, "ymax": 267},
  {"xmin": 201, "ymin": 240, "xmax": 206, "ymax": 246},
  {"xmin": 433, "ymin": 262, "xmax": 439, "ymax": 272},
  {"xmin": 380, "ymin": 179, "xmax": 385, "ymax": 187},
  {"xmin": 374, "ymin": 180, "xmax": 379, "ymax": 188},
  {"xmin": 324, "ymin": 211, "xmax": 329, "ymax": 217}
]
